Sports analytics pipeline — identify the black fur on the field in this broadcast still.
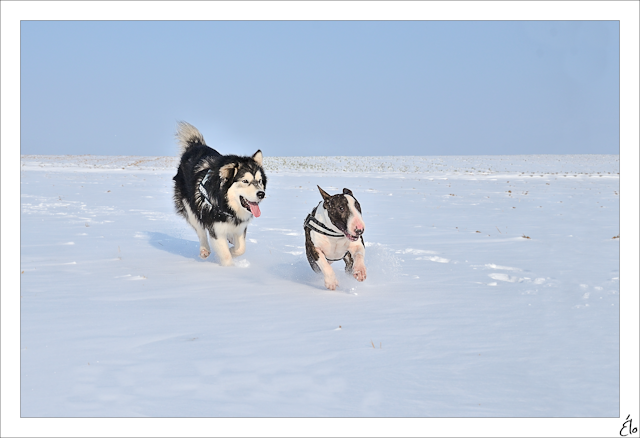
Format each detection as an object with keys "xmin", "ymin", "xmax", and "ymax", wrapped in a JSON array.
[{"xmin": 304, "ymin": 204, "xmax": 322, "ymax": 273}]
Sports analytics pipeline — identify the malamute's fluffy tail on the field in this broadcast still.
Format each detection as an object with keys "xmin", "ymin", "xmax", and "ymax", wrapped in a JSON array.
[{"xmin": 175, "ymin": 121, "xmax": 206, "ymax": 153}]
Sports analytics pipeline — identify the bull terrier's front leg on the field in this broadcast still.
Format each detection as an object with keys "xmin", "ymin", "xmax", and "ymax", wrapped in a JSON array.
[
  {"xmin": 352, "ymin": 256, "xmax": 367, "ymax": 282},
  {"xmin": 314, "ymin": 247, "xmax": 339, "ymax": 290},
  {"xmin": 349, "ymin": 242, "xmax": 367, "ymax": 282}
]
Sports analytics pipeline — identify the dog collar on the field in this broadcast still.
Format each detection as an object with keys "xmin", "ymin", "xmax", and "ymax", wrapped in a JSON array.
[{"xmin": 304, "ymin": 202, "xmax": 345, "ymax": 238}]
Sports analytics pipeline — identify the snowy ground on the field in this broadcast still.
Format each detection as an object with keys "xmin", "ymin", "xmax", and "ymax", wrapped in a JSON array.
[{"xmin": 18, "ymin": 155, "xmax": 623, "ymax": 422}]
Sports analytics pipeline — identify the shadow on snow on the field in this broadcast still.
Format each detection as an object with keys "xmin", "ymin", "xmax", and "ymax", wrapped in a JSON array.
[{"xmin": 146, "ymin": 231, "xmax": 207, "ymax": 263}]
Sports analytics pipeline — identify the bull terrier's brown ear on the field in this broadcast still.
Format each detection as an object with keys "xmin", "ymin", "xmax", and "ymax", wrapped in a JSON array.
[
  {"xmin": 317, "ymin": 185, "xmax": 332, "ymax": 201},
  {"xmin": 252, "ymin": 150, "xmax": 263, "ymax": 167},
  {"xmin": 219, "ymin": 163, "xmax": 238, "ymax": 185},
  {"xmin": 342, "ymin": 188, "xmax": 353, "ymax": 196}
]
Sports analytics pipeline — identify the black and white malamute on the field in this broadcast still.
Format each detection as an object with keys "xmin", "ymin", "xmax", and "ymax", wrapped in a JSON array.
[{"xmin": 172, "ymin": 122, "xmax": 267, "ymax": 266}]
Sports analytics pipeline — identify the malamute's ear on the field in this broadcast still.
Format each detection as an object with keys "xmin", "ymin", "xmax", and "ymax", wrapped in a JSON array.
[
  {"xmin": 252, "ymin": 150, "xmax": 263, "ymax": 167},
  {"xmin": 317, "ymin": 185, "xmax": 331, "ymax": 201},
  {"xmin": 219, "ymin": 163, "xmax": 238, "ymax": 185},
  {"xmin": 342, "ymin": 188, "xmax": 353, "ymax": 196}
]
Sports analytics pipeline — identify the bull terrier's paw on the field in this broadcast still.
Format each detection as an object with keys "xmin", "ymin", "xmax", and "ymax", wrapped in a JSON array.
[
  {"xmin": 324, "ymin": 276, "xmax": 339, "ymax": 290},
  {"xmin": 200, "ymin": 248, "xmax": 211, "ymax": 259},
  {"xmin": 353, "ymin": 264, "xmax": 367, "ymax": 282}
]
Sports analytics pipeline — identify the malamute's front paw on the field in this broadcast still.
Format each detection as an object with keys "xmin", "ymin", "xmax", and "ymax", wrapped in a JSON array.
[
  {"xmin": 353, "ymin": 264, "xmax": 367, "ymax": 282},
  {"xmin": 219, "ymin": 255, "xmax": 234, "ymax": 267},
  {"xmin": 230, "ymin": 246, "xmax": 245, "ymax": 257},
  {"xmin": 324, "ymin": 275, "xmax": 339, "ymax": 290},
  {"xmin": 200, "ymin": 248, "xmax": 211, "ymax": 259}
]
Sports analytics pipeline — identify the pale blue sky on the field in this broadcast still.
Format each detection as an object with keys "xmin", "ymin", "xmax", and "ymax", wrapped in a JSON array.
[{"xmin": 20, "ymin": 21, "xmax": 619, "ymax": 157}]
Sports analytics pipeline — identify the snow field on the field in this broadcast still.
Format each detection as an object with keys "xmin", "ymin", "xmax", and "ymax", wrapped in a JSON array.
[{"xmin": 19, "ymin": 155, "xmax": 619, "ymax": 417}]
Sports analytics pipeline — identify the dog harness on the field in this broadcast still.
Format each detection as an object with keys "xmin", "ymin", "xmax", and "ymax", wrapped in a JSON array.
[
  {"xmin": 304, "ymin": 203, "xmax": 349, "ymax": 261},
  {"xmin": 304, "ymin": 203, "xmax": 344, "ymax": 238},
  {"xmin": 199, "ymin": 170, "xmax": 213, "ymax": 208},
  {"xmin": 198, "ymin": 170, "xmax": 233, "ymax": 219}
]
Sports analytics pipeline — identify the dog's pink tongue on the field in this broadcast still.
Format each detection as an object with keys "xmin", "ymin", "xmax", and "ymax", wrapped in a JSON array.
[{"xmin": 249, "ymin": 202, "xmax": 261, "ymax": 218}]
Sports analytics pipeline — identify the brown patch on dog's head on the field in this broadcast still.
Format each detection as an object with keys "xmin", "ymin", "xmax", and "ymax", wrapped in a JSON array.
[
  {"xmin": 317, "ymin": 186, "xmax": 364, "ymax": 241},
  {"xmin": 318, "ymin": 185, "xmax": 331, "ymax": 201},
  {"xmin": 343, "ymin": 188, "xmax": 362, "ymax": 214}
]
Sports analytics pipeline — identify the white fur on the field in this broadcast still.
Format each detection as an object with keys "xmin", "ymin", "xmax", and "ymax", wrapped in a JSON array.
[
  {"xmin": 183, "ymin": 184, "xmax": 255, "ymax": 265},
  {"xmin": 226, "ymin": 173, "xmax": 263, "ymax": 221},
  {"xmin": 345, "ymin": 195, "xmax": 365, "ymax": 237},
  {"xmin": 310, "ymin": 198, "xmax": 367, "ymax": 289},
  {"xmin": 198, "ymin": 171, "xmax": 263, "ymax": 266},
  {"xmin": 206, "ymin": 172, "xmax": 264, "ymax": 265},
  {"xmin": 209, "ymin": 220, "xmax": 249, "ymax": 266},
  {"xmin": 183, "ymin": 200, "xmax": 211, "ymax": 259},
  {"xmin": 313, "ymin": 248, "xmax": 340, "ymax": 290},
  {"xmin": 175, "ymin": 121, "xmax": 206, "ymax": 153}
]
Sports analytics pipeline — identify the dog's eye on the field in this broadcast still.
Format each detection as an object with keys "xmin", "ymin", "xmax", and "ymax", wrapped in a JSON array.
[
  {"xmin": 339, "ymin": 206, "xmax": 344, "ymax": 211},
  {"xmin": 242, "ymin": 180, "xmax": 249, "ymax": 184}
]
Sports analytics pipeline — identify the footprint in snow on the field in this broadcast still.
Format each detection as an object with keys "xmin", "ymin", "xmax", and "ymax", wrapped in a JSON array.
[
  {"xmin": 416, "ymin": 256, "xmax": 450, "ymax": 263},
  {"xmin": 488, "ymin": 273, "xmax": 523, "ymax": 283},
  {"xmin": 485, "ymin": 263, "xmax": 521, "ymax": 271},
  {"xmin": 396, "ymin": 248, "xmax": 438, "ymax": 255},
  {"xmin": 235, "ymin": 259, "xmax": 250, "ymax": 268},
  {"xmin": 114, "ymin": 274, "xmax": 146, "ymax": 280}
]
